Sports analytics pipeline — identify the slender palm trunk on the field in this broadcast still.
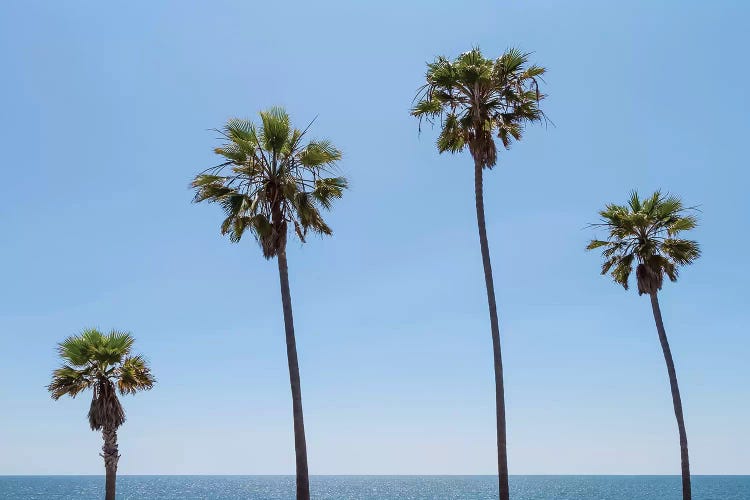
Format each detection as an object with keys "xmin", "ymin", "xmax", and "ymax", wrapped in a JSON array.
[
  {"xmin": 474, "ymin": 159, "xmax": 510, "ymax": 500},
  {"xmin": 101, "ymin": 427, "xmax": 119, "ymax": 500},
  {"xmin": 649, "ymin": 291, "xmax": 691, "ymax": 500},
  {"xmin": 277, "ymin": 246, "xmax": 310, "ymax": 500}
]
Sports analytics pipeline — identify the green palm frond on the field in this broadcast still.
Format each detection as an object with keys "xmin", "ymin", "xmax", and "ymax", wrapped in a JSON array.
[
  {"xmin": 312, "ymin": 177, "xmax": 348, "ymax": 209},
  {"xmin": 104, "ymin": 329, "xmax": 134, "ymax": 355},
  {"xmin": 612, "ymin": 253, "xmax": 635, "ymax": 289},
  {"xmin": 259, "ymin": 107, "xmax": 291, "ymax": 154},
  {"xmin": 586, "ymin": 191, "xmax": 700, "ymax": 295},
  {"xmin": 436, "ymin": 114, "xmax": 466, "ymax": 153},
  {"xmin": 410, "ymin": 98, "xmax": 442, "ymax": 118},
  {"xmin": 48, "ymin": 365, "xmax": 93, "ymax": 400},
  {"xmin": 293, "ymin": 191, "xmax": 331, "ymax": 236},
  {"xmin": 225, "ymin": 118, "xmax": 258, "ymax": 146},
  {"xmin": 666, "ymin": 215, "xmax": 698, "ymax": 235},
  {"xmin": 586, "ymin": 240, "xmax": 609, "ymax": 250},
  {"xmin": 412, "ymin": 47, "xmax": 546, "ymax": 169},
  {"xmin": 191, "ymin": 107, "xmax": 348, "ymax": 259},
  {"xmin": 118, "ymin": 355, "xmax": 156, "ymax": 395},
  {"xmin": 191, "ymin": 176, "xmax": 233, "ymax": 204},
  {"xmin": 496, "ymin": 48, "xmax": 527, "ymax": 75},
  {"xmin": 58, "ymin": 335, "xmax": 94, "ymax": 367},
  {"xmin": 299, "ymin": 140, "xmax": 342, "ymax": 167},
  {"xmin": 661, "ymin": 238, "xmax": 701, "ymax": 265},
  {"xmin": 653, "ymin": 194, "xmax": 682, "ymax": 218},
  {"xmin": 214, "ymin": 144, "xmax": 247, "ymax": 164}
]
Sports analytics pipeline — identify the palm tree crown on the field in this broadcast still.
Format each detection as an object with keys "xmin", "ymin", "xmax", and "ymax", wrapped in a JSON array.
[
  {"xmin": 411, "ymin": 47, "xmax": 546, "ymax": 168},
  {"xmin": 587, "ymin": 191, "xmax": 701, "ymax": 295},
  {"xmin": 47, "ymin": 328, "xmax": 155, "ymax": 431},
  {"xmin": 190, "ymin": 107, "xmax": 348, "ymax": 258}
]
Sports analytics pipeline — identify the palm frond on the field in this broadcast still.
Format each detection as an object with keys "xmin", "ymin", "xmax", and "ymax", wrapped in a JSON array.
[
  {"xmin": 104, "ymin": 330, "xmax": 134, "ymax": 357},
  {"xmin": 666, "ymin": 215, "xmax": 697, "ymax": 235},
  {"xmin": 118, "ymin": 355, "xmax": 156, "ymax": 395},
  {"xmin": 436, "ymin": 113, "xmax": 466, "ymax": 153},
  {"xmin": 612, "ymin": 254, "xmax": 634, "ymax": 289},
  {"xmin": 586, "ymin": 240, "xmax": 609, "ymax": 250},
  {"xmin": 299, "ymin": 140, "xmax": 342, "ymax": 167},
  {"xmin": 312, "ymin": 177, "xmax": 348, "ymax": 209},
  {"xmin": 259, "ymin": 107, "xmax": 290, "ymax": 154},
  {"xmin": 225, "ymin": 118, "xmax": 257, "ymax": 145},
  {"xmin": 294, "ymin": 191, "xmax": 331, "ymax": 236},
  {"xmin": 214, "ymin": 143, "xmax": 247, "ymax": 164},
  {"xmin": 410, "ymin": 98, "xmax": 442, "ymax": 118},
  {"xmin": 48, "ymin": 365, "xmax": 93, "ymax": 400},
  {"xmin": 661, "ymin": 238, "xmax": 701, "ymax": 265}
]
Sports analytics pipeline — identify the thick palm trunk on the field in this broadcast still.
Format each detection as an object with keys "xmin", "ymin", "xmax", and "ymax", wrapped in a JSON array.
[
  {"xmin": 277, "ymin": 246, "xmax": 310, "ymax": 500},
  {"xmin": 101, "ymin": 427, "xmax": 119, "ymax": 500},
  {"xmin": 649, "ymin": 292, "xmax": 691, "ymax": 500},
  {"xmin": 474, "ymin": 159, "xmax": 510, "ymax": 500}
]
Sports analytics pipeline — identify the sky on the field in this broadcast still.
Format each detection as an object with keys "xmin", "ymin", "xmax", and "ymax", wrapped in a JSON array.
[{"xmin": 0, "ymin": 0, "xmax": 748, "ymax": 476}]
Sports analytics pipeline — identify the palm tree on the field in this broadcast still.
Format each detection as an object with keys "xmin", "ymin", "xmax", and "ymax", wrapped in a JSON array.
[
  {"xmin": 47, "ymin": 328, "xmax": 155, "ymax": 500},
  {"xmin": 190, "ymin": 107, "xmax": 347, "ymax": 500},
  {"xmin": 411, "ymin": 47, "xmax": 546, "ymax": 500},
  {"xmin": 586, "ymin": 190, "xmax": 700, "ymax": 500}
]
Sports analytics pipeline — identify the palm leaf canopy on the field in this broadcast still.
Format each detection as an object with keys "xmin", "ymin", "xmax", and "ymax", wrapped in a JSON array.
[
  {"xmin": 586, "ymin": 191, "xmax": 701, "ymax": 295},
  {"xmin": 47, "ymin": 328, "xmax": 155, "ymax": 430},
  {"xmin": 411, "ymin": 47, "xmax": 546, "ymax": 168},
  {"xmin": 191, "ymin": 107, "xmax": 348, "ymax": 259}
]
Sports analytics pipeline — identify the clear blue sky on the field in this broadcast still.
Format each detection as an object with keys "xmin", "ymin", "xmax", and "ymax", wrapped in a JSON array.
[{"xmin": 1, "ymin": 1, "xmax": 748, "ymax": 476}]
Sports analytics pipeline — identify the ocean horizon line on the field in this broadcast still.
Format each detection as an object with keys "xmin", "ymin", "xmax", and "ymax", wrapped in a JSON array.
[{"xmin": 3, "ymin": 474, "xmax": 749, "ymax": 477}]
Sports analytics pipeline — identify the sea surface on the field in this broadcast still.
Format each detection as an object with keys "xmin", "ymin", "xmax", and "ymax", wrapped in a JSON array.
[{"xmin": 0, "ymin": 475, "xmax": 748, "ymax": 499}]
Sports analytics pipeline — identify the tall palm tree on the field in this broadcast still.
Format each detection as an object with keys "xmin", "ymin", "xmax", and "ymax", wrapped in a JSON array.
[
  {"xmin": 586, "ymin": 190, "xmax": 700, "ymax": 500},
  {"xmin": 47, "ymin": 328, "xmax": 155, "ymax": 500},
  {"xmin": 190, "ymin": 107, "xmax": 347, "ymax": 500},
  {"xmin": 411, "ymin": 48, "xmax": 546, "ymax": 500}
]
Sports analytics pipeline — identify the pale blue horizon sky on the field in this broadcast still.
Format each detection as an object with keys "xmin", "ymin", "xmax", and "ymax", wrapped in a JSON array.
[{"xmin": 1, "ymin": 1, "xmax": 748, "ymax": 476}]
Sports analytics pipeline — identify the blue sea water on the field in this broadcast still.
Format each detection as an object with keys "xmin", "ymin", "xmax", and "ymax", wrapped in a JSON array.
[{"xmin": 0, "ymin": 475, "xmax": 748, "ymax": 499}]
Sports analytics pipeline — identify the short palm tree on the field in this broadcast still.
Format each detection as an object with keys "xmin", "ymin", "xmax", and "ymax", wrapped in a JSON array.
[
  {"xmin": 586, "ymin": 191, "xmax": 700, "ymax": 500},
  {"xmin": 47, "ymin": 328, "xmax": 155, "ymax": 500},
  {"xmin": 190, "ymin": 107, "xmax": 347, "ymax": 500},
  {"xmin": 411, "ymin": 47, "xmax": 546, "ymax": 500}
]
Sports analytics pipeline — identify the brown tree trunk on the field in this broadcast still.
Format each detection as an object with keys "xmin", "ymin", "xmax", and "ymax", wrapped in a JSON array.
[
  {"xmin": 649, "ymin": 292, "xmax": 691, "ymax": 500},
  {"xmin": 474, "ymin": 159, "xmax": 510, "ymax": 500},
  {"xmin": 277, "ymin": 246, "xmax": 310, "ymax": 500},
  {"xmin": 101, "ymin": 427, "xmax": 119, "ymax": 500}
]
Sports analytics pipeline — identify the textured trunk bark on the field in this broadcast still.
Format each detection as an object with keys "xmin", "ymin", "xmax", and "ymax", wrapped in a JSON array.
[
  {"xmin": 474, "ymin": 159, "xmax": 510, "ymax": 500},
  {"xmin": 649, "ymin": 292, "xmax": 691, "ymax": 500},
  {"xmin": 101, "ymin": 427, "xmax": 119, "ymax": 500},
  {"xmin": 277, "ymin": 246, "xmax": 310, "ymax": 500}
]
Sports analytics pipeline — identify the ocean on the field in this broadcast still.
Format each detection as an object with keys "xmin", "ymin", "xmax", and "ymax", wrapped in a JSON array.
[{"xmin": 0, "ymin": 475, "xmax": 748, "ymax": 499}]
